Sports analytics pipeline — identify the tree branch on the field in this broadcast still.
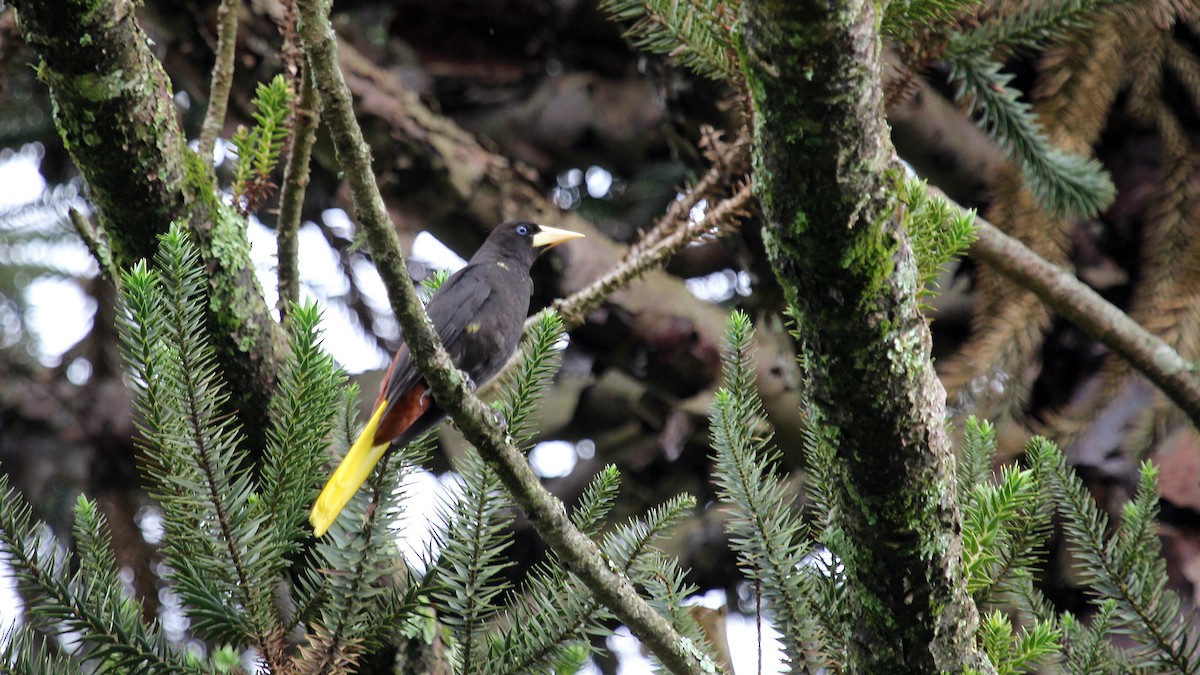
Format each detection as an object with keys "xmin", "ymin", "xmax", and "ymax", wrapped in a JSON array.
[
  {"xmin": 13, "ymin": 0, "xmax": 283, "ymax": 446},
  {"xmin": 966, "ymin": 209, "xmax": 1200, "ymax": 428},
  {"xmin": 293, "ymin": 1, "xmax": 718, "ymax": 672},
  {"xmin": 198, "ymin": 0, "xmax": 239, "ymax": 164},
  {"xmin": 276, "ymin": 66, "xmax": 321, "ymax": 323}
]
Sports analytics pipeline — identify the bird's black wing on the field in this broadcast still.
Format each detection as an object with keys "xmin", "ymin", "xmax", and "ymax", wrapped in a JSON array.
[{"xmin": 380, "ymin": 262, "xmax": 494, "ymax": 408}]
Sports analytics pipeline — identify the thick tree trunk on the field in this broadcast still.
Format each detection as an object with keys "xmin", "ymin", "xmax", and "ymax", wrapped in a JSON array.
[
  {"xmin": 12, "ymin": 0, "xmax": 283, "ymax": 445},
  {"xmin": 738, "ymin": 0, "xmax": 988, "ymax": 671}
]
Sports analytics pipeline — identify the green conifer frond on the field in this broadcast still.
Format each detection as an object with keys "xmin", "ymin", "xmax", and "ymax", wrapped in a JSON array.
[
  {"xmin": 298, "ymin": 389, "xmax": 427, "ymax": 670},
  {"xmin": 497, "ymin": 310, "xmax": 565, "ymax": 447},
  {"xmin": 260, "ymin": 301, "xmax": 347, "ymax": 593},
  {"xmin": 116, "ymin": 226, "xmax": 278, "ymax": 647},
  {"xmin": 570, "ymin": 464, "xmax": 622, "ymax": 537},
  {"xmin": 232, "ymin": 75, "xmax": 294, "ymax": 214},
  {"xmin": 881, "ymin": 0, "xmax": 982, "ymax": 43},
  {"xmin": 947, "ymin": 54, "xmax": 1115, "ymax": 219},
  {"xmin": 433, "ymin": 450, "xmax": 515, "ymax": 674},
  {"xmin": 599, "ymin": 0, "xmax": 738, "ymax": 80},
  {"xmin": 421, "ymin": 268, "xmax": 451, "ymax": 298},
  {"xmin": 957, "ymin": 417, "xmax": 997, "ymax": 503},
  {"xmin": 486, "ymin": 491, "xmax": 697, "ymax": 674},
  {"xmin": 710, "ymin": 310, "xmax": 826, "ymax": 669},
  {"xmin": 898, "ymin": 178, "xmax": 977, "ymax": 305},
  {"xmin": 947, "ymin": 0, "xmax": 1126, "ymax": 61},
  {"xmin": 962, "ymin": 465, "xmax": 1036, "ymax": 594},
  {"xmin": 1060, "ymin": 601, "xmax": 1129, "ymax": 674},
  {"xmin": 1032, "ymin": 438, "xmax": 1200, "ymax": 672},
  {"xmin": 978, "ymin": 610, "xmax": 1061, "ymax": 675},
  {"xmin": 300, "ymin": 452, "xmax": 419, "ymax": 668},
  {"xmin": 0, "ymin": 477, "xmax": 197, "ymax": 674},
  {"xmin": 1, "ymin": 623, "xmax": 84, "ymax": 675}
]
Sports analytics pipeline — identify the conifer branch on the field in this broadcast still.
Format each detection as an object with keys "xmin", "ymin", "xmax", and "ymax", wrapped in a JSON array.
[
  {"xmin": 1059, "ymin": 601, "xmax": 1128, "ymax": 673},
  {"xmin": 490, "ymin": 485, "xmax": 699, "ymax": 673},
  {"xmin": 946, "ymin": 0, "xmax": 1126, "ymax": 61},
  {"xmin": 1, "ymin": 623, "xmax": 84, "ymax": 675},
  {"xmin": 434, "ymin": 452, "xmax": 515, "ymax": 673},
  {"xmin": 1032, "ymin": 439, "xmax": 1200, "ymax": 671},
  {"xmin": 300, "ymin": 443, "xmax": 417, "ymax": 672},
  {"xmin": 710, "ymin": 311, "xmax": 828, "ymax": 670},
  {"xmin": 0, "ymin": 478, "xmax": 198, "ymax": 674},
  {"xmin": 198, "ymin": 0, "xmax": 240, "ymax": 164},
  {"xmin": 599, "ymin": 0, "xmax": 739, "ymax": 80},
  {"xmin": 549, "ymin": 179, "xmax": 753, "ymax": 331},
  {"xmin": 68, "ymin": 208, "xmax": 118, "ymax": 283},
  {"xmin": 898, "ymin": 178, "xmax": 977, "ymax": 305},
  {"xmin": 117, "ymin": 228, "xmax": 283, "ymax": 664},
  {"xmin": 260, "ymin": 301, "xmax": 346, "ymax": 590},
  {"xmin": 294, "ymin": 0, "xmax": 719, "ymax": 670},
  {"xmin": 232, "ymin": 76, "xmax": 294, "ymax": 215},
  {"xmin": 947, "ymin": 54, "xmax": 1114, "ymax": 219}
]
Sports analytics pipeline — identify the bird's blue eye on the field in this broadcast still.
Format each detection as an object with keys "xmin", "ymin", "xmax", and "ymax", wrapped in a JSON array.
[{"xmin": 516, "ymin": 224, "xmax": 529, "ymax": 236}]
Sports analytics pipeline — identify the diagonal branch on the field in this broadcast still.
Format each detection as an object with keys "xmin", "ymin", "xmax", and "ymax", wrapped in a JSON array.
[
  {"xmin": 960, "ymin": 200, "xmax": 1200, "ymax": 428},
  {"xmin": 293, "ymin": 2, "xmax": 719, "ymax": 673}
]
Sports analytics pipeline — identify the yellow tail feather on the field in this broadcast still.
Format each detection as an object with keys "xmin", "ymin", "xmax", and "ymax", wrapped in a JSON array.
[{"xmin": 310, "ymin": 400, "xmax": 390, "ymax": 537}]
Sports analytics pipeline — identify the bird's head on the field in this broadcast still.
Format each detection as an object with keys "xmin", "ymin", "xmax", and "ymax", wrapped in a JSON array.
[{"xmin": 480, "ymin": 220, "xmax": 584, "ymax": 267}]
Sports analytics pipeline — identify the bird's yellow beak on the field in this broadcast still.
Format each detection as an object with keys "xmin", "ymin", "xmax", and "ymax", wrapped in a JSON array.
[{"xmin": 532, "ymin": 225, "xmax": 585, "ymax": 249}]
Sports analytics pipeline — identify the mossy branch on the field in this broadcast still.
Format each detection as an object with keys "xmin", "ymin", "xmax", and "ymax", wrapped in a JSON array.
[{"xmin": 276, "ymin": 68, "xmax": 321, "ymax": 323}]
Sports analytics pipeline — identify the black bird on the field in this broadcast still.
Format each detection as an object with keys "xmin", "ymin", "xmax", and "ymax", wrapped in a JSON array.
[{"xmin": 311, "ymin": 221, "xmax": 584, "ymax": 536}]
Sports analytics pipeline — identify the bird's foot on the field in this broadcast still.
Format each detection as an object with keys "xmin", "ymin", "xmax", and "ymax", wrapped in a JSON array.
[{"xmin": 489, "ymin": 406, "xmax": 512, "ymax": 442}]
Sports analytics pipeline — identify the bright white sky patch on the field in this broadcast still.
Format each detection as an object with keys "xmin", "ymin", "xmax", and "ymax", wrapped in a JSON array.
[
  {"xmin": 412, "ymin": 230, "xmax": 468, "ymax": 272},
  {"xmin": 0, "ymin": 145, "xmax": 46, "ymax": 209},
  {"xmin": 23, "ymin": 277, "xmax": 95, "ymax": 366},
  {"xmin": 529, "ymin": 440, "xmax": 577, "ymax": 478},
  {"xmin": 0, "ymin": 557, "xmax": 21, "ymax": 640}
]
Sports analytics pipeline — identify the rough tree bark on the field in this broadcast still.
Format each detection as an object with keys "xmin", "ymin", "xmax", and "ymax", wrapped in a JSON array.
[
  {"xmin": 12, "ymin": 0, "xmax": 283, "ymax": 446},
  {"xmin": 738, "ymin": 0, "xmax": 989, "ymax": 671}
]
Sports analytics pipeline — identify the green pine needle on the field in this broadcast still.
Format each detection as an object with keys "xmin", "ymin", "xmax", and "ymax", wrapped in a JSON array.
[
  {"xmin": 497, "ymin": 309, "xmax": 565, "ymax": 448},
  {"xmin": 882, "ymin": 0, "xmax": 983, "ymax": 42},
  {"xmin": 432, "ymin": 450, "xmax": 515, "ymax": 674},
  {"xmin": 1033, "ymin": 439, "xmax": 1200, "ymax": 672},
  {"xmin": 0, "ymin": 476, "xmax": 197, "ymax": 674},
  {"xmin": 898, "ymin": 177, "xmax": 977, "ymax": 306},
  {"xmin": 948, "ymin": 54, "xmax": 1115, "ymax": 219},
  {"xmin": 710, "ymin": 310, "xmax": 829, "ymax": 669},
  {"xmin": 599, "ymin": 0, "xmax": 739, "ymax": 80},
  {"xmin": 117, "ymin": 225, "xmax": 277, "ymax": 646},
  {"xmin": 232, "ymin": 75, "xmax": 294, "ymax": 213},
  {"xmin": 486, "ymin": 491, "xmax": 698, "ymax": 674},
  {"xmin": 947, "ymin": 0, "xmax": 1127, "ymax": 62},
  {"xmin": 571, "ymin": 464, "xmax": 623, "ymax": 537},
  {"xmin": 260, "ymin": 300, "xmax": 347, "ymax": 592},
  {"xmin": 1, "ymin": 624, "xmax": 85, "ymax": 675}
]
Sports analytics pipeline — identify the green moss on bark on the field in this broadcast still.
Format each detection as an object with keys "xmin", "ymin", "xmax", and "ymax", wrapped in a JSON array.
[
  {"xmin": 15, "ymin": 0, "xmax": 284, "ymax": 448},
  {"xmin": 738, "ymin": 0, "xmax": 989, "ymax": 671}
]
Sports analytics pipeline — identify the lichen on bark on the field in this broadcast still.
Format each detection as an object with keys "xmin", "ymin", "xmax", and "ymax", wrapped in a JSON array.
[
  {"xmin": 737, "ymin": 0, "xmax": 990, "ymax": 671},
  {"xmin": 14, "ymin": 0, "xmax": 283, "ymax": 446}
]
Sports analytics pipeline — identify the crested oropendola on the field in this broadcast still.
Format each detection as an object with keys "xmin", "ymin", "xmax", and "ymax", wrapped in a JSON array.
[{"xmin": 310, "ymin": 221, "xmax": 584, "ymax": 536}]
